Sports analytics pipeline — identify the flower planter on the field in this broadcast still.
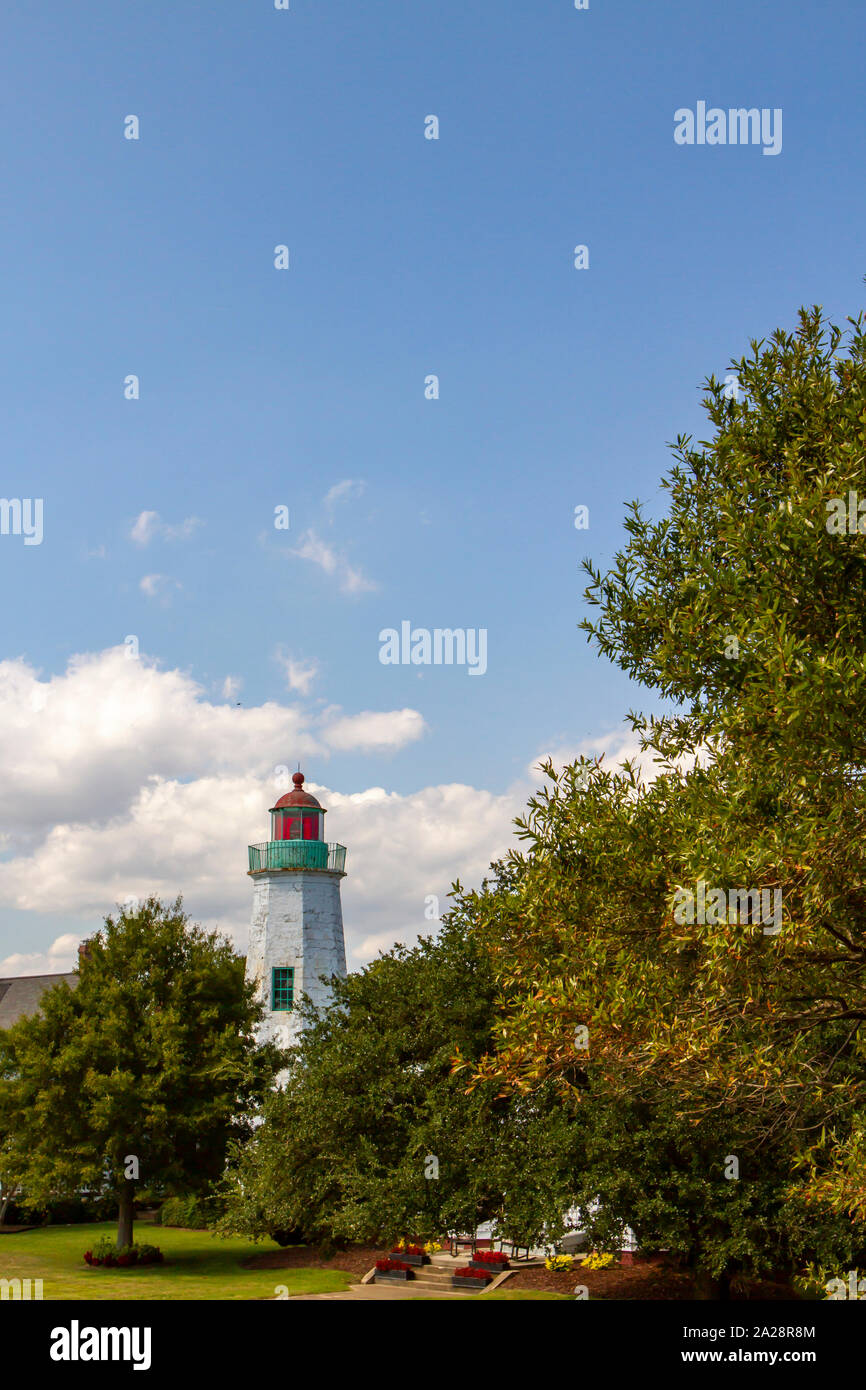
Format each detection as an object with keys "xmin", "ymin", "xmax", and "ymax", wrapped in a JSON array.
[
  {"xmin": 470, "ymin": 1257, "xmax": 509, "ymax": 1272},
  {"xmin": 376, "ymin": 1269, "xmax": 412, "ymax": 1282},
  {"xmin": 453, "ymin": 1274, "xmax": 491, "ymax": 1290},
  {"xmin": 390, "ymin": 1251, "xmax": 427, "ymax": 1267}
]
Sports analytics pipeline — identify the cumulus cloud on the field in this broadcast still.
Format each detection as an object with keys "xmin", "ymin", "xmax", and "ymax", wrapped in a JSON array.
[
  {"xmin": 291, "ymin": 529, "xmax": 377, "ymax": 595},
  {"xmin": 0, "ymin": 773, "xmax": 523, "ymax": 971},
  {"xmin": 0, "ymin": 648, "xmax": 422, "ymax": 837},
  {"xmin": 541, "ymin": 728, "xmax": 688, "ymax": 785},
  {"xmin": 321, "ymin": 709, "xmax": 427, "ymax": 753},
  {"xmin": 0, "ymin": 645, "xmax": 645, "ymax": 979},
  {"xmin": 0, "ymin": 932, "xmax": 81, "ymax": 977},
  {"xmin": 130, "ymin": 511, "xmax": 202, "ymax": 546}
]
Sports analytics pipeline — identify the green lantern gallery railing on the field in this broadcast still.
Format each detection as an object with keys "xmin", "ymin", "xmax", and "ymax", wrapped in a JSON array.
[{"xmin": 247, "ymin": 841, "xmax": 347, "ymax": 874}]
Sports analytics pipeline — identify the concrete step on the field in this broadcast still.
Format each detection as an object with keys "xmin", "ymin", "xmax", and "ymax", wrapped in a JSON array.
[{"xmin": 373, "ymin": 1269, "xmax": 492, "ymax": 1294}]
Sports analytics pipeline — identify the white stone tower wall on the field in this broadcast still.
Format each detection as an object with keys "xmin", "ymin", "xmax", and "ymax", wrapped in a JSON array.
[{"xmin": 247, "ymin": 868, "xmax": 346, "ymax": 1048}]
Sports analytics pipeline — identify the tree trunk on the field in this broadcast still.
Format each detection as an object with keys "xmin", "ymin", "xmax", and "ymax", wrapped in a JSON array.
[
  {"xmin": 117, "ymin": 1185, "xmax": 134, "ymax": 1249},
  {"xmin": 694, "ymin": 1269, "xmax": 731, "ymax": 1300}
]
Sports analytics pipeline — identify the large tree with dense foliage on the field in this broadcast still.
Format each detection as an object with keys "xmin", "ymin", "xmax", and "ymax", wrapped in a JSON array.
[
  {"xmin": 219, "ymin": 920, "xmax": 580, "ymax": 1251},
  {"xmin": 0, "ymin": 896, "xmax": 282, "ymax": 1247},
  {"xmin": 460, "ymin": 303, "xmax": 866, "ymax": 1292}
]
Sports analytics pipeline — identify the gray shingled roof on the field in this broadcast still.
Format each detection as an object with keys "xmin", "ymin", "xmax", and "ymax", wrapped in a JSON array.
[{"xmin": 0, "ymin": 973, "xmax": 78, "ymax": 1030}]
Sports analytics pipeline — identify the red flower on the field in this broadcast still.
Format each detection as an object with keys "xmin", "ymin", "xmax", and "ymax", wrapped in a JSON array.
[{"xmin": 455, "ymin": 1266, "xmax": 490, "ymax": 1280}]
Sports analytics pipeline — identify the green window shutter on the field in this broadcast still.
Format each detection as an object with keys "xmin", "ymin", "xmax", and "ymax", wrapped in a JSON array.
[{"xmin": 272, "ymin": 967, "xmax": 295, "ymax": 1011}]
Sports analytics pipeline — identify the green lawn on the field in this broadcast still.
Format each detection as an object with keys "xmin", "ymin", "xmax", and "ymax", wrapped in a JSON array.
[
  {"xmin": 479, "ymin": 1289, "xmax": 572, "ymax": 1300},
  {"xmin": 0, "ymin": 1222, "xmax": 354, "ymax": 1301}
]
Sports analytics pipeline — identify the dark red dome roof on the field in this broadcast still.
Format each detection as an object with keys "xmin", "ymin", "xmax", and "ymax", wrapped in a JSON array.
[{"xmin": 271, "ymin": 771, "xmax": 323, "ymax": 810}]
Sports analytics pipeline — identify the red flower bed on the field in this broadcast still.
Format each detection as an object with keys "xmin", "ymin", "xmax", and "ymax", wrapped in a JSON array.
[
  {"xmin": 390, "ymin": 1244, "xmax": 425, "ymax": 1257},
  {"xmin": 376, "ymin": 1257, "xmax": 410, "ymax": 1272},
  {"xmin": 83, "ymin": 1241, "xmax": 162, "ymax": 1268},
  {"xmin": 473, "ymin": 1251, "xmax": 509, "ymax": 1265},
  {"xmin": 454, "ymin": 1266, "xmax": 490, "ymax": 1281}
]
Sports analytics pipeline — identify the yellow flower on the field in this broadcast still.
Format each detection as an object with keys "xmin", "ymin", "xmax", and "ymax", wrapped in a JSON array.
[{"xmin": 544, "ymin": 1254, "xmax": 575, "ymax": 1272}]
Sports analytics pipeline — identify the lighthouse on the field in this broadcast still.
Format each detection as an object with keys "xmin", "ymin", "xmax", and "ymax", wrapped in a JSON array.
[{"xmin": 246, "ymin": 772, "xmax": 347, "ymax": 1048}]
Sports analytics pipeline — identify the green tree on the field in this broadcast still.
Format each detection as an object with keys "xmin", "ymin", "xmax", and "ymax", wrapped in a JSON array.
[
  {"xmin": 0, "ymin": 896, "xmax": 282, "ymax": 1248},
  {"xmin": 219, "ymin": 919, "xmax": 578, "ymax": 1251},
  {"xmin": 460, "ymin": 302, "xmax": 866, "ymax": 1290}
]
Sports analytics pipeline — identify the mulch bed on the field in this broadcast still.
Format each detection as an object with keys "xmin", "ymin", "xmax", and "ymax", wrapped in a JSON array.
[
  {"xmin": 242, "ymin": 1245, "xmax": 380, "ymax": 1281},
  {"xmin": 506, "ymin": 1255, "xmax": 799, "ymax": 1300}
]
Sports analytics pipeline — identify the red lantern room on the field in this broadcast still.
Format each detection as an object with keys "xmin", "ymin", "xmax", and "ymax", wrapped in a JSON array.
[{"xmin": 269, "ymin": 772, "xmax": 325, "ymax": 842}]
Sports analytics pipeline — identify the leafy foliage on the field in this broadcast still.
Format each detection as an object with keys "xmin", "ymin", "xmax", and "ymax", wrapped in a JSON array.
[
  {"xmin": 458, "ymin": 302, "xmax": 866, "ymax": 1287},
  {"xmin": 219, "ymin": 920, "xmax": 579, "ymax": 1250},
  {"xmin": 0, "ymin": 896, "xmax": 281, "ymax": 1246}
]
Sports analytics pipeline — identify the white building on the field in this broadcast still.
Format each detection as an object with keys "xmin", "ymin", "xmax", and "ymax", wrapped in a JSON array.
[{"xmin": 245, "ymin": 771, "xmax": 347, "ymax": 1050}]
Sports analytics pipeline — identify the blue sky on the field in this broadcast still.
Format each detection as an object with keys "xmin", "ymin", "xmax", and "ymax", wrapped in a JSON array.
[{"xmin": 1, "ymin": 0, "xmax": 864, "ymax": 970}]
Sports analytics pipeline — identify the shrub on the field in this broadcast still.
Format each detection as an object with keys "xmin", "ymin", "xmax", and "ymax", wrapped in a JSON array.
[
  {"xmin": 545, "ymin": 1254, "xmax": 575, "ymax": 1272},
  {"xmin": 4, "ymin": 1194, "xmax": 116, "ymax": 1227},
  {"xmin": 157, "ymin": 1195, "xmax": 215, "ymax": 1230},
  {"xmin": 582, "ymin": 1251, "xmax": 616, "ymax": 1271}
]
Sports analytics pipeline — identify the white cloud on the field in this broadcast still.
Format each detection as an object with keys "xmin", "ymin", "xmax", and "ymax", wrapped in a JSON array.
[
  {"xmin": 0, "ymin": 773, "xmax": 524, "ymax": 972},
  {"xmin": 131, "ymin": 511, "xmax": 160, "ymax": 545},
  {"xmin": 324, "ymin": 479, "xmax": 365, "ymax": 512},
  {"xmin": 139, "ymin": 573, "xmax": 181, "ymax": 602},
  {"xmin": 277, "ymin": 651, "xmax": 319, "ymax": 696},
  {"xmin": 0, "ymin": 932, "xmax": 81, "ymax": 977},
  {"xmin": 291, "ymin": 529, "xmax": 377, "ymax": 595},
  {"xmin": 321, "ymin": 709, "xmax": 426, "ymax": 753},
  {"xmin": 222, "ymin": 675, "xmax": 243, "ymax": 701},
  {"xmin": 0, "ymin": 647, "xmax": 424, "ymax": 837},
  {"xmin": 0, "ymin": 647, "xmax": 647, "ymax": 980},
  {"xmin": 130, "ymin": 511, "xmax": 202, "ymax": 546},
  {"xmin": 541, "ymin": 729, "xmax": 687, "ymax": 785}
]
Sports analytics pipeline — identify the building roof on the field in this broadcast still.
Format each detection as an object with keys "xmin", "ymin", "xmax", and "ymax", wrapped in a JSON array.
[
  {"xmin": 271, "ymin": 771, "xmax": 323, "ymax": 811},
  {"xmin": 0, "ymin": 972, "xmax": 78, "ymax": 1030}
]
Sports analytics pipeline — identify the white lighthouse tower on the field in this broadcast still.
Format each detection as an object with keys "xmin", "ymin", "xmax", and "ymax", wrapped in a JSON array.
[{"xmin": 246, "ymin": 771, "xmax": 347, "ymax": 1048}]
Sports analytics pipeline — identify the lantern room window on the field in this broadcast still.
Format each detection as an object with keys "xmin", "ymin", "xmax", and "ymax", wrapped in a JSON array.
[{"xmin": 271, "ymin": 810, "xmax": 323, "ymax": 841}]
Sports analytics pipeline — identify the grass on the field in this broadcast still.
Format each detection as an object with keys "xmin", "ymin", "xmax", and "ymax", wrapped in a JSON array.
[
  {"xmin": 0, "ymin": 1221, "xmax": 354, "ymax": 1301},
  {"xmin": 479, "ymin": 1289, "xmax": 572, "ymax": 1300}
]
